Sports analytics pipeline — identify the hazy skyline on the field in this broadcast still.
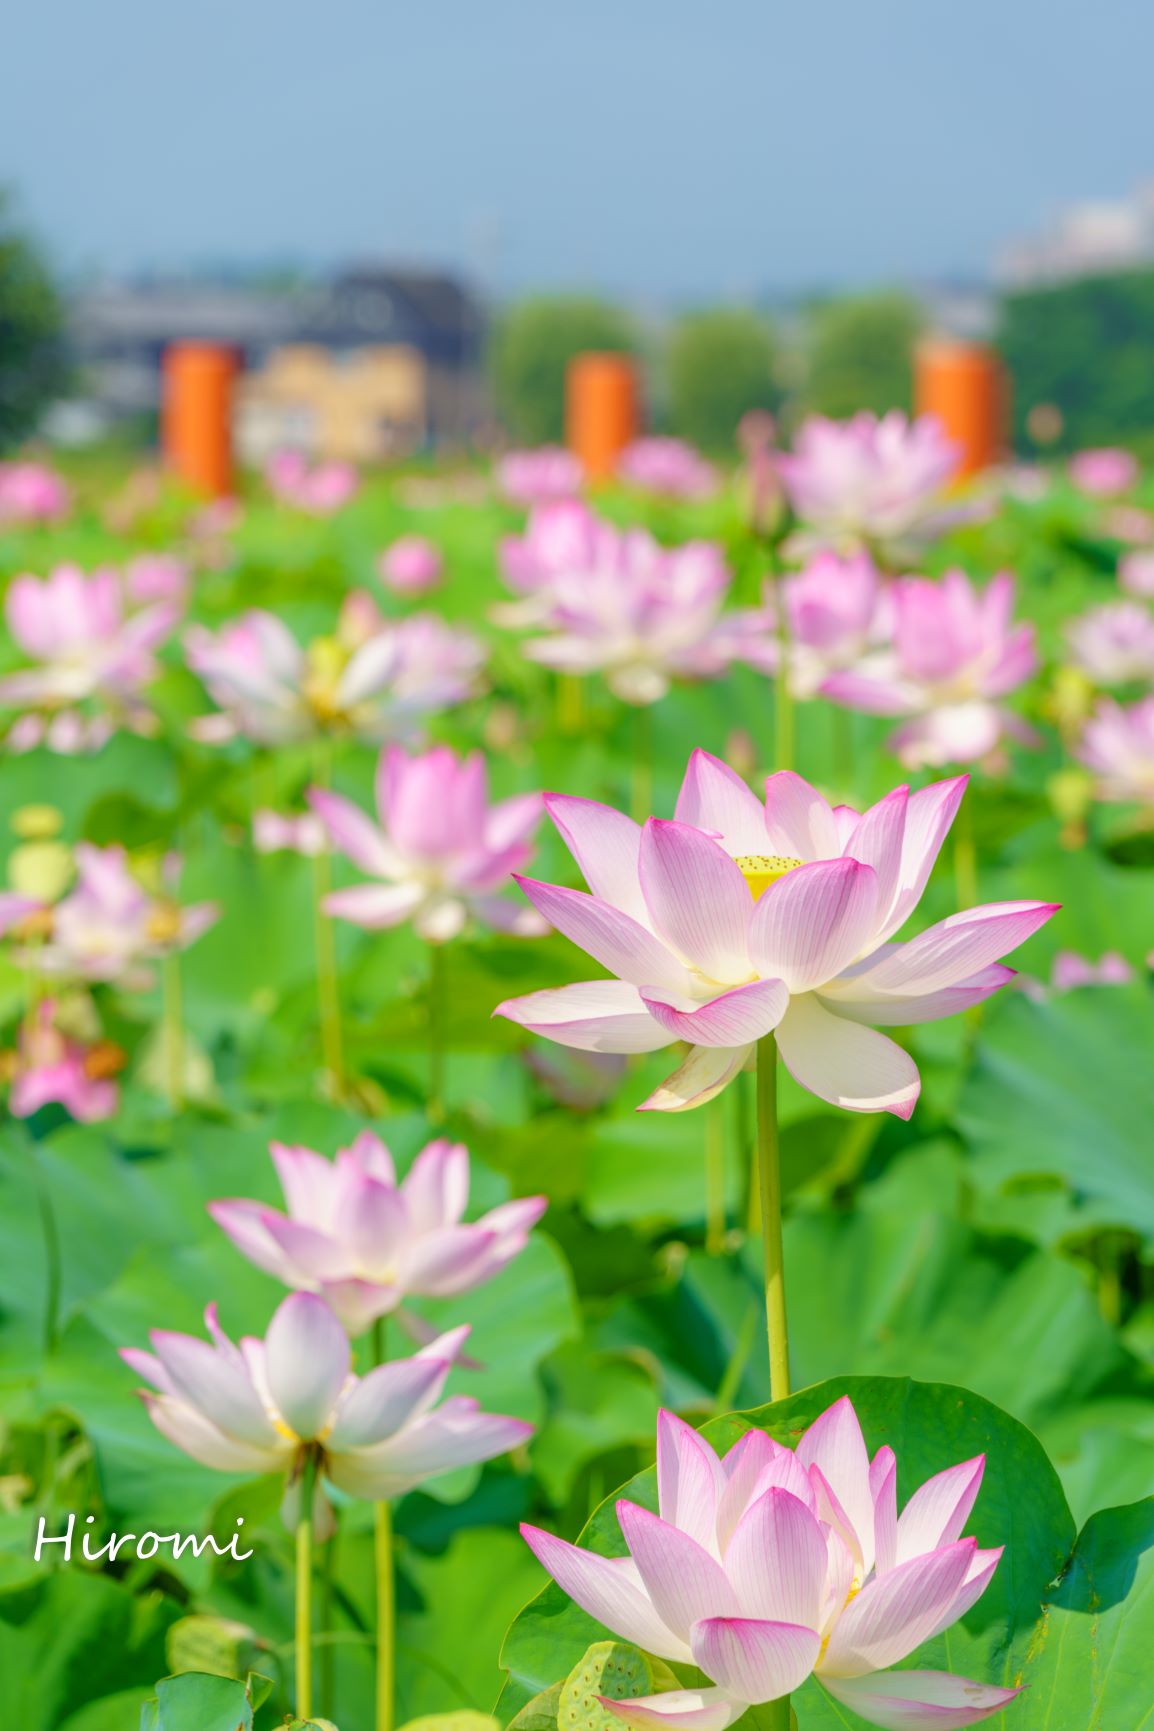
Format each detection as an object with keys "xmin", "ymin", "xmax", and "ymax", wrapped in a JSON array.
[{"xmin": 6, "ymin": 0, "xmax": 1153, "ymax": 300}]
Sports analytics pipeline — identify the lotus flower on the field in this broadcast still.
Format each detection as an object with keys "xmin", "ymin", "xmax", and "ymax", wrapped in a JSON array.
[
  {"xmin": 1069, "ymin": 447, "xmax": 1138, "ymax": 498},
  {"xmin": 1066, "ymin": 601, "xmax": 1154, "ymax": 687},
  {"xmin": 752, "ymin": 552, "xmax": 892, "ymax": 699},
  {"xmin": 776, "ymin": 412, "xmax": 960, "ymax": 560},
  {"xmin": 252, "ymin": 809, "xmax": 329, "ymax": 857},
  {"xmin": 379, "ymin": 536, "xmax": 443, "ymax": 596},
  {"xmin": 496, "ymin": 749, "xmax": 1056, "ymax": 1115},
  {"xmin": 497, "ymin": 447, "xmax": 584, "ymax": 505},
  {"xmin": 0, "ymin": 564, "xmax": 180, "ymax": 752},
  {"xmin": 28, "ymin": 844, "xmax": 218, "ymax": 987},
  {"xmin": 1077, "ymin": 695, "xmax": 1154, "ymax": 806},
  {"xmin": 210, "ymin": 1131, "xmax": 546, "ymax": 1335},
  {"xmin": 122, "ymin": 1291, "xmax": 531, "ymax": 1504},
  {"xmin": 265, "ymin": 450, "xmax": 358, "ymax": 514},
  {"xmin": 617, "ymin": 438, "xmax": 718, "ymax": 501},
  {"xmin": 6, "ymin": 998, "xmax": 121, "ymax": 1122},
  {"xmin": 519, "ymin": 522, "xmax": 764, "ymax": 705},
  {"xmin": 822, "ymin": 570, "xmax": 1038, "ymax": 768},
  {"xmin": 497, "ymin": 499, "xmax": 603, "ymax": 627},
  {"xmin": 523, "ymin": 1397, "xmax": 1017, "ymax": 1731},
  {"xmin": 123, "ymin": 554, "xmax": 190, "ymax": 606},
  {"xmin": 186, "ymin": 599, "xmax": 484, "ymax": 745},
  {"xmin": 310, "ymin": 743, "xmax": 545, "ymax": 941},
  {"xmin": 1051, "ymin": 948, "xmax": 1133, "ymax": 991},
  {"xmin": 0, "ymin": 461, "xmax": 70, "ymax": 525}
]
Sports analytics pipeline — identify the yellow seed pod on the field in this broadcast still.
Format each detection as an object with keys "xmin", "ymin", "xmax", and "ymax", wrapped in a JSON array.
[
  {"xmin": 9, "ymin": 840, "xmax": 74, "ymax": 901},
  {"xmin": 11, "ymin": 804, "xmax": 64, "ymax": 841},
  {"xmin": 733, "ymin": 853, "xmax": 804, "ymax": 899}
]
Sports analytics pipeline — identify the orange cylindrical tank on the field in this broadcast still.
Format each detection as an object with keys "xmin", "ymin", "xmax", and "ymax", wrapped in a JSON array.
[
  {"xmin": 915, "ymin": 339, "xmax": 1007, "ymax": 479},
  {"xmin": 566, "ymin": 352, "xmax": 639, "ymax": 481},
  {"xmin": 162, "ymin": 343, "xmax": 237, "ymax": 497}
]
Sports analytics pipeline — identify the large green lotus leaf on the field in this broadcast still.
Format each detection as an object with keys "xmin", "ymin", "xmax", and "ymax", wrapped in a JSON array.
[
  {"xmin": 498, "ymin": 1377, "xmax": 1075, "ymax": 1721},
  {"xmin": 0, "ymin": 1567, "xmax": 178, "ymax": 1731},
  {"xmin": 530, "ymin": 1340, "xmax": 659, "ymax": 1507},
  {"xmin": 959, "ymin": 987, "xmax": 1154, "ymax": 1238}
]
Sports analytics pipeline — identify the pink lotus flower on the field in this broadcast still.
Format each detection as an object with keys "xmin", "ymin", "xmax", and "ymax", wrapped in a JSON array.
[
  {"xmin": 252, "ymin": 808, "xmax": 329, "ymax": 857},
  {"xmin": 186, "ymin": 600, "xmax": 484, "ymax": 745},
  {"xmin": 1120, "ymin": 551, "xmax": 1154, "ymax": 597},
  {"xmin": 310, "ymin": 744, "xmax": 545, "ymax": 941},
  {"xmin": 265, "ymin": 450, "xmax": 359, "ymax": 514},
  {"xmin": 379, "ymin": 536, "xmax": 444, "ymax": 596},
  {"xmin": 1051, "ymin": 948, "xmax": 1133, "ymax": 991},
  {"xmin": 776, "ymin": 413, "xmax": 960, "ymax": 560},
  {"xmin": 124, "ymin": 554, "xmax": 190, "ymax": 607},
  {"xmin": 29, "ymin": 844, "xmax": 218, "ymax": 987},
  {"xmin": 1069, "ymin": 447, "xmax": 1138, "ymax": 498},
  {"xmin": 498, "ymin": 447, "xmax": 585, "ymax": 505},
  {"xmin": 753, "ymin": 552, "xmax": 892, "ymax": 699},
  {"xmin": 617, "ymin": 438, "xmax": 718, "ymax": 501},
  {"xmin": 522, "ymin": 1396, "xmax": 1017, "ymax": 1731},
  {"xmin": 519, "ymin": 522, "xmax": 763, "ymax": 705},
  {"xmin": 210, "ymin": 1132, "xmax": 546, "ymax": 1336},
  {"xmin": 822, "ymin": 571, "xmax": 1038, "ymax": 768},
  {"xmin": 7, "ymin": 998, "xmax": 120, "ymax": 1122},
  {"xmin": 0, "ymin": 564, "xmax": 180, "ymax": 752},
  {"xmin": 122, "ymin": 1291, "xmax": 531, "ymax": 1503},
  {"xmin": 1077, "ymin": 695, "xmax": 1154, "ymax": 806},
  {"xmin": 496, "ymin": 749, "xmax": 1056, "ymax": 1115},
  {"xmin": 0, "ymin": 461, "xmax": 70, "ymax": 525},
  {"xmin": 497, "ymin": 499, "xmax": 603, "ymax": 627},
  {"xmin": 1066, "ymin": 601, "xmax": 1154, "ymax": 686}
]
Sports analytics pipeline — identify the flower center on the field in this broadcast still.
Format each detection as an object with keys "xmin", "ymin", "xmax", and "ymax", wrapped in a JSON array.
[
  {"xmin": 303, "ymin": 636, "xmax": 351, "ymax": 721},
  {"xmin": 733, "ymin": 854, "xmax": 804, "ymax": 899}
]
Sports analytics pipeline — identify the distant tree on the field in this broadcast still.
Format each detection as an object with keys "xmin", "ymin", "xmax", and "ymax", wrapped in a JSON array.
[
  {"xmin": 491, "ymin": 296, "xmax": 636, "ymax": 444},
  {"xmin": 0, "ymin": 192, "xmax": 68, "ymax": 451},
  {"xmin": 665, "ymin": 308, "xmax": 777, "ymax": 453},
  {"xmin": 802, "ymin": 291, "xmax": 924, "ymax": 420},
  {"xmin": 999, "ymin": 270, "xmax": 1154, "ymax": 453}
]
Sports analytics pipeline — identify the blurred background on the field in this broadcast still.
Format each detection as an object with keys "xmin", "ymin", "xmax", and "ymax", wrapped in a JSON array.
[{"xmin": 4, "ymin": 0, "xmax": 1154, "ymax": 464}]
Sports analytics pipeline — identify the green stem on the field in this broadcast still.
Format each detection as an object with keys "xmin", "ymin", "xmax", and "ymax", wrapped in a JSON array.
[
  {"xmin": 557, "ymin": 673, "xmax": 585, "ymax": 736},
  {"xmin": 371, "ymin": 1317, "xmax": 395, "ymax": 1731},
  {"xmin": 756, "ymin": 1035, "xmax": 790, "ymax": 1404},
  {"xmin": 27, "ymin": 1142, "xmax": 61, "ymax": 1356},
  {"xmin": 295, "ymin": 1452, "xmax": 317, "ymax": 1720},
  {"xmin": 631, "ymin": 703, "xmax": 653, "ymax": 823},
  {"xmin": 428, "ymin": 944, "xmax": 447, "ymax": 1123},
  {"xmin": 954, "ymin": 792, "xmax": 978, "ymax": 910},
  {"xmin": 749, "ymin": 1699, "xmax": 793, "ymax": 1731},
  {"xmin": 705, "ymin": 1099, "xmax": 726, "ymax": 1254},
  {"xmin": 318, "ymin": 1511, "xmax": 339, "ymax": 1718},
  {"xmin": 162, "ymin": 950, "xmax": 184, "ymax": 1111}
]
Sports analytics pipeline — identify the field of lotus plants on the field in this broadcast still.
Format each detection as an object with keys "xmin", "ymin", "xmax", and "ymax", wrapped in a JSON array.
[{"xmin": 0, "ymin": 417, "xmax": 1152, "ymax": 1731}]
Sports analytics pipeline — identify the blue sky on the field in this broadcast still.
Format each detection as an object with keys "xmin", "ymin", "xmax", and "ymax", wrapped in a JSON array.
[{"xmin": 5, "ymin": 0, "xmax": 1152, "ymax": 297}]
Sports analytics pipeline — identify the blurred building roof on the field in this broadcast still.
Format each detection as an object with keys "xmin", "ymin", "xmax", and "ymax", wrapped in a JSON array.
[{"xmin": 997, "ymin": 182, "xmax": 1154, "ymax": 287}]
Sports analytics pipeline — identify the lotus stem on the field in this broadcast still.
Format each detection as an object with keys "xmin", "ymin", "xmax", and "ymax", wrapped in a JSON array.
[
  {"xmin": 162, "ymin": 950, "xmax": 184, "ymax": 1111},
  {"xmin": 954, "ymin": 792, "xmax": 978, "ymax": 910},
  {"xmin": 295, "ymin": 1450, "xmax": 317, "ymax": 1719},
  {"xmin": 631, "ymin": 703, "xmax": 653, "ymax": 823},
  {"xmin": 372, "ymin": 1316, "xmax": 395, "ymax": 1731},
  {"xmin": 705, "ymin": 1099, "xmax": 727, "ymax": 1254},
  {"xmin": 557, "ymin": 672, "xmax": 584, "ymax": 735},
  {"xmin": 311, "ymin": 744, "xmax": 345, "ymax": 1095},
  {"xmin": 755, "ymin": 1034, "xmax": 791, "ymax": 1404},
  {"xmin": 428, "ymin": 944, "xmax": 446, "ymax": 1123}
]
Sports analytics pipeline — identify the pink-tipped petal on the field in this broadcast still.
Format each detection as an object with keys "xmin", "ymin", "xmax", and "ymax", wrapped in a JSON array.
[
  {"xmin": 640, "ymin": 979, "xmax": 788, "ymax": 1049},
  {"xmin": 519, "ymin": 1524, "xmax": 690, "ymax": 1661},
  {"xmin": 776, "ymin": 995, "xmax": 920, "ymax": 1118},
  {"xmin": 638, "ymin": 820, "xmax": 753, "ymax": 980},
  {"xmin": 639, "ymin": 1042, "xmax": 752, "ymax": 1112},
  {"xmin": 691, "ymin": 1617, "xmax": 821, "ymax": 1703},
  {"xmin": 326, "ymin": 1354, "xmax": 453, "ymax": 1449},
  {"xmin": 750, "ymin": 859, "xmax": 879, "ymax": 992},
  {"xmin": 895, "ymin": 1457, "xmax": 985, "ymax": 1567},
  {"xmin": 601, "ymin": 1690, "xmax": 746, "ymax": 1731},
  {"xmin": 674, "ymin": 749, "xmax": 768, "ymax": 854},
  {"xmin": 656, "ymin": 1410, "xmax": 726, "ymax": 1555},
  {"xmin": 141, "ymin": 1391, "xmax": 288, "ymax": 1474},
  {"xmin": 725, "ymin": 1488, "xmax": 829, "ymax": 1628},
  {"xmin": 795, "ymin": 1396, "xmax": 876, "ymax": 1573},
  {"xmin": 821, "ymin": 1669, "xmax": 1021, "ymax": 1729},
  {"xmin": 763, "ymin": 771, "xmax": 842, "ymax": 859},
  {"xmin": 496, "ymin": 980, "xmax": 673, "ymax": 1054},
  {"xmin": 617, "ymin": 1499, "xmax": 740, "ymax": 1641},
  {"xmin": 324, "ymin": 882, "xmax": 425, "ymax": 929},
  {"xmin": 514, "ymin": 875, "xmax": 691, "ymax": 991},
  {"xmin": 871, "ymin": 1446, "xmax": 898, "ymax": 1576},
  {"xmin": 401, "ymin": 1138, "xmax": 470, "ymax": 1230},
  {"xmin": 263, "ymin": 1292, "xmax": 351, "ymax": 1441},
  {"xmin": 307, "ymin": 786, "xmax": 394, "ymax": 876},
  {"xmin": 820, "ymin": 1539, "xmax": 977, "ymax": 1677},
  {"xmin": 147, "ymin": 1331, "xmax": 279, "ymax": 1448},
  {"xmin": 545, "ymin": 794, "xmax": 649, "ymax": 923},
  {"xmin": 853, "ymin": 901, "xmax": 1058, "ymax": 996}
]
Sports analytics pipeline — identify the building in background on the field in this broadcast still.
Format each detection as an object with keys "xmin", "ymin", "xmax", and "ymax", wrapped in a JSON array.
[
  {"xmin": 997, "ymin": 182, "xmax": 1154, "ymax": 286},
  {"xmin": 64, "ymin": 265, "xmax": 487, "ymax": 458}
]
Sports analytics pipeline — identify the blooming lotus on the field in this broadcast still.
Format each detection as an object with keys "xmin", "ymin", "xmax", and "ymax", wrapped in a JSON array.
[
  {"xmin": 822, "ymin": 570, "xmax": 1038, "ymax": 768},
  {"xmin": 1077, "ymin": 695, "xmax": 1154, "ymax": 807},
  {"xmin": 520, "ymin": 521, "xmax": 764, "ymax": 705},
  {"xmin": 379, "ymin": 535, "xmax": 443, "ymax": 596},
  {"xmin": 265, "ymin": 450, "xmax": 358, "ymax": 514},
  {"xmin": 776, "ymin": 412, "xmax": 960, "ymax": 561},
  {"xmin": 1066, "ymin": 601, "xmax": 1154, "ymax": 687},
  {"xmin": 6, "ymin": 998, "xmax": 121, "ymax": 1122},
  {"xmin": 522, "ymin": 1396, "xmax": 1018, "ymax": 1731},
  {"xmin": 496, "ymin": 749, "xmax": 1056, "ymax": 1114},
  {"xmin": 0, "ymin": 461, "xmax": 70, "ymax": 525},
  {"xmin": 617, "ymin": 438, "xmax": 718, "ymax": 501},
  {"xmin": 753, "ymin": 552, "xmax": 892, "ymax": 699},
  {"xmin": 123, "ymin": 1291, "xmax": 531, "ymax": 1504},
  {"xmin": 209, "ymin": 1131, "xmax": 546, "ymax": 1335},
  {"xmin": 252, "ymin": 808, "xmax": 329, "ymax": 857},
  {"xmin": 497, "ymin": 500, "xmax": 602, "ymax": 627},
  {"xmin": 1120, "ymin": 551, "xmax": 1154, "ymax": 597},
  {"xmin": 186, "ymin": 599, "xmax": 484, "ymax": 745},
  {"xmin": 1051, "ymin": 948, "xmax": 1133, "ymax": 991},
  {"xmin": 0, "ymin": 563, "xmax": 180, "ymax": 753},
  {"xmin": 497, "ymin": 447, "xmax": 584, "ymax": 505},
  {"xmin": 311, "ymin": 743, "xmax": 546, "ymax": 941},
  {"xmin": 1069, "ymin": 447, "xmax": 1138, "ymax": 498},
  {"xmin": 28, "ymin": 844, "xmax": 218, "ymax": 987}
]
